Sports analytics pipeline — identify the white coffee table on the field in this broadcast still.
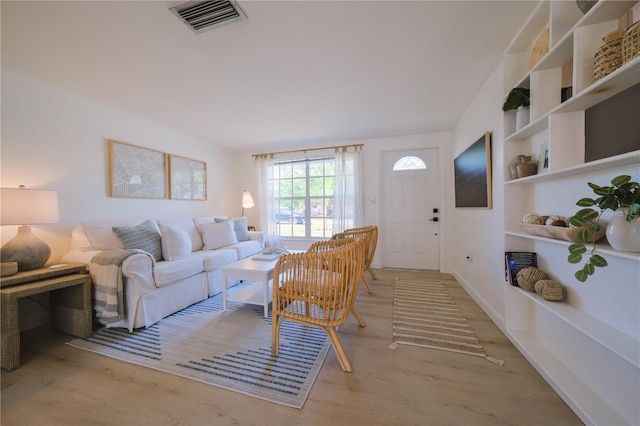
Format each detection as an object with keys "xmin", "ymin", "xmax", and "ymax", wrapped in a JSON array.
[{"xmin": 220, "ymin": 254, "xmax": 282, "ymax": 317}]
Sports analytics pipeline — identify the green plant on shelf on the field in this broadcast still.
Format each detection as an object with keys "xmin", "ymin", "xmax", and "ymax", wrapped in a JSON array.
[
  {"xmin": 502, "ymin": 87, "xmax": 530, "ymax": 111},
  {"xmin": 567, "ymin": 175, "xmax": 639, "ymax": 282}
]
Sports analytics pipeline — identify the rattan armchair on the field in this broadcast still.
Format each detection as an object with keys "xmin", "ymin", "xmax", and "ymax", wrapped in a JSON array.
[
  {"xmin": 333, "ymin": 226, "xmax": 378, "ymax": 294},
  {"xmin": 306, "ymin": 238, "xmax": 366, "ymax": 327},
  {"xmin": 271, "ymin": 239, "xmax": 365, "ymax": 372}
]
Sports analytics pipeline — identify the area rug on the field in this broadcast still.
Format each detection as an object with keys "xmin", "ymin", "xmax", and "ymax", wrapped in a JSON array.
[
  {"xmin": 389, "ymin": 278, "xmax": 503, "ymax": 365},
  {"xmin": 67, "ymin": 284, "xmax": 331, "ymax": 408}
]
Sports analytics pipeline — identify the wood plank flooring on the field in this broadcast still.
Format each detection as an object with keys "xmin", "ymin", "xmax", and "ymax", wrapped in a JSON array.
[{"xmin": 1, "ymin": 270, "xmax": 582, "ymax": 425}]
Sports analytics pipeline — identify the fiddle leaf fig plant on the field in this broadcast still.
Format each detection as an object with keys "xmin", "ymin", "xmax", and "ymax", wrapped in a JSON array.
[{"xmin": 567, "ymin": 175, "xmax": 640, "ymax": 282}]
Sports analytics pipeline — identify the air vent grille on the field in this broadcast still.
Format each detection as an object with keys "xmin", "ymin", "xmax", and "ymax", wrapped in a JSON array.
[{"xmin": 170, "ymin": 0, "xmax": 247, "ymax": 34}]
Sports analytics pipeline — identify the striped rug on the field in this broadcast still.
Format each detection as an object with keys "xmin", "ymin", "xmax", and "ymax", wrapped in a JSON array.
[
  {"xmin": 390, "ymin": 278, "xmax": 503, "ymax": 365},
  {"xmin": 67, "ymin": 284, "xmax": 331, "ymax": 408}
]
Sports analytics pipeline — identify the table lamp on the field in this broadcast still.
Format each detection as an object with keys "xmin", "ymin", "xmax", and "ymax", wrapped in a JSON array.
[
  {"xmin": 241, "ymin": 190, "xmax": 254, "ymax": 216},
  {"xmin": 1, "ymin": 186, "xmax": 60, "ymax": 271}
]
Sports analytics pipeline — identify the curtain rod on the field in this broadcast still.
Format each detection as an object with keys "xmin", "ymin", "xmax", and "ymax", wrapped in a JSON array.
[{"xmin": 252, "ymin": 143, "xmax": 363, "ymax": 158}]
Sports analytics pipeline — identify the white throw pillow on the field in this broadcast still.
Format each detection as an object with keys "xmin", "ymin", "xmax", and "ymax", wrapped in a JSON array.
[
  {"xmin": 234, "ymin": 217, "xmax": 249, "ymax": 242},
  {"xmin": 159, "ymin": 224, "xmax": 192, "ymax": 261},
  {"xmin": 199, "ymin": 219, "xmax": 238, "ymax": 250},
  {"xmin": 83, "ymin": 220, "xmax": 130, "ymax": 250}
]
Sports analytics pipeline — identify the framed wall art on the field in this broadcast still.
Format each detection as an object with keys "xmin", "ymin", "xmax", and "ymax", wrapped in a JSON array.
[
  {"xmin": 108, "ymin": 139, "xmax": 167, "ymax": 199},
  {"xmin": 169, "ymin": 154, "xmax": 207, "ymax": 200},
  {"xmin": 538, "ymin": 143, "xmax": 550, "ymax": 173},
  {"xmin": 454, "ymin": 131, "xmax": 492, "ymax": 209}
]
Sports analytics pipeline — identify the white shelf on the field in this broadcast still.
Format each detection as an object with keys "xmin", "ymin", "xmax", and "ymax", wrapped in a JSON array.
[
  {"xmin": 504, "ymin": 149, "xmax": 640, "ymax": 184},
  {"xmin": 502, "ymin": 2, "xmax": 640, "ymax": 424},
  {"xmin": 506, "ymin": 329, "xmax": 629, "ymax": 426},
  {"xmin": 509, "ymin": 286, "xmax": 640, "ymax": 369},
  {"xmin": 505, "ymin": 231, "xmax": 640, "ymax": 261},
  {"xmin": 506, "ymin": 56, "xmax": 640, "ymax": 141}
]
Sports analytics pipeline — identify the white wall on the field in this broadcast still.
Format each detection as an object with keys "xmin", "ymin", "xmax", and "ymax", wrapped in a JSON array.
[
  {"xmin": 1, "ymin": 70, "xmax": 238, "ymax": 263},
  {"xmin": 235, "ymin": 131, "xmax": 453, "ymax": 270},
  {"xmin": 449, "ymin": 63, "xmax": 507, "ymax": 326}
]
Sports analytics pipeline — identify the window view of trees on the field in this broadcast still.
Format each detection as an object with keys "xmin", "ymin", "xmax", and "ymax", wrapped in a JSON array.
[{"xmin": 272, "ymin": 157, "xmax": 335, "ymax": 238}]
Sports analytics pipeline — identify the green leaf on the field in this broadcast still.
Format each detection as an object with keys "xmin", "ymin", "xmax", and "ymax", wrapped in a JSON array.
[
  {"xmin": 576, "ymin": 229, "xmax": 591, "ymax": 243},
  {"xmin": 574, "ymin": 208, "xmax": 599, "ymax": 222},
  {"xmin": 611, "ymin": 175, "xmax": 631, "ymax": 187},
  {"xmin": 576, "ymin": 198, "xmax": 596, "ymax": 207},
  {"xmin": 599, "ymin": 195, "xmax": 620, "ymax": 211},
  {"xmin": 568, "ymin": 243, "xmax": 587, "ymax": 254},
  {"xmin": 567, "ymin": 253, "xmax": 583, "ymax": 264},
  {"xmin": 591, "ymin": 255, "xmax": 608, "ymax": 267},
  {"xmin": 583, "ymin": 263, "xmax": 595, "ymax": 275},
  {"xmin": 593, "ymin": 185, "xmax": 613, "ymax": 196},
  {"xmin": 575, "ymin": 270, "xmax": 588, "ymax": 282}
]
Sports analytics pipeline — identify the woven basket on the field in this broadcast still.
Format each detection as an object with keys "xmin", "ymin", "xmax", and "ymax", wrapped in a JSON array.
[
  {"xmin": 623, "ymin": 21, "xmax": 640, "ymax": 65},
  {"xmin": 594, "ymin": 29, "xmax": 625, "ymax": 80}
]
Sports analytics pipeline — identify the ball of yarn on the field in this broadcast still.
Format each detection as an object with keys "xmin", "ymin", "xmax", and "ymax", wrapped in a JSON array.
[
  {"xmin": 534, "ymin": 279, "xmax": 566, "ymax": 301},
  {"xmin": 516, "ymin": 267, "xmax": 547, "ymax": 292}
]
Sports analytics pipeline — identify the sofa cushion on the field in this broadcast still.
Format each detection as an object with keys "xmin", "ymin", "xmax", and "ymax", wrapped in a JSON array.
[
  {"xmin": 158, "ymin": 224, "xmax": 192, "ymax": 261},
  {"xmin": 113, "ymin": 219, "xmax": 164, "ymax": 261},
  {"xmin": 153, "ymin": 256, "xmax": 204, "ymax": 288},
  {"xmin": 192, "ymin": 248, "xmax": 239, "ymax": 270},
  {"xmin": 233, "ymin": 217, "xmax": 249, "ymax": 242},
  {"xmin": 199, "ymin": 219, "xmax": 238, "ymax": 250},
  {"xmin": 226, "ymin": 240, "xmax": 262, "ymax": 259}
]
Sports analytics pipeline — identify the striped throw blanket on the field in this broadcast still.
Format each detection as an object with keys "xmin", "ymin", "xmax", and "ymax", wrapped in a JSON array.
[{"xmin": 90, "ymin": 249, "xmax": 155, "ymax": 325}]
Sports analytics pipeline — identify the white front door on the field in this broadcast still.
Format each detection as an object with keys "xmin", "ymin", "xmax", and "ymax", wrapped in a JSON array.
[{"xmin": 382, "ymin": 148, "xmax": 440, "ymax": 270}]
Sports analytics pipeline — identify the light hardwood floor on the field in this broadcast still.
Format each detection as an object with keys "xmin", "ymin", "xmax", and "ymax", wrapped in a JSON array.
[{"xmin": 1, "ymin": 270, "xmax": 581, "ymax": 425}]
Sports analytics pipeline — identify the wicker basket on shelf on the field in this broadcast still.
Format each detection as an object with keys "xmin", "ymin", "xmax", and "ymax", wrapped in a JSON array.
[
  {"xmin": 594, "ymin": 29, "xmax": 626, "ymax": 80},
  {"xmin": 622, "ymin": 21, "xmax": 640, "ymax": 65}
]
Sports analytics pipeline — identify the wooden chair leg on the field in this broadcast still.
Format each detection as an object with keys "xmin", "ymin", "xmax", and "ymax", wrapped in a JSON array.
[
  {"xmin": 326, "ymin": 327, "xmax": 352, "ymax": 372},
  {"xmin": 368, "ymin": 267, "xmax": 378, "ymax": 281},
  {"xmin": 361, "ymin": 276, "xmax": 373, "ymax": 294},
  {"xmin": 272, "ymin": 316, "xmax": 282, "ymax": 356},
  {"xmin": 351, "ymin": 305, "xmax": 366, "ymax": 327}
]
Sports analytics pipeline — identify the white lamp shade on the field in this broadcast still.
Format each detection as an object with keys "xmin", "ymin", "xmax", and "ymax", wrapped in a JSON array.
[
  {"xmin": 1, "ymin": 188, "xmax": 60, "ymax": 225},
  {"xmin": 242, "ymin": 190, "xmax": 255, "ymax": 209}
]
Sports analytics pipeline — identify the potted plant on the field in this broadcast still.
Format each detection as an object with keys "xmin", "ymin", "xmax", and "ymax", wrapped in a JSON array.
[
  {"xmin": 502, "ymin": 87, "xmax": 530, "ymax": 130},
  {"xmin": 567, "ymin": 175, "xmax": 640, "ymax": 282}
]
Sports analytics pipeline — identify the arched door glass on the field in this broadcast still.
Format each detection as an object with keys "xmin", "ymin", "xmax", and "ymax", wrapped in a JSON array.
[{"xmin": 392, "ymin": 156, "xmax": 427, "ymax": 171}]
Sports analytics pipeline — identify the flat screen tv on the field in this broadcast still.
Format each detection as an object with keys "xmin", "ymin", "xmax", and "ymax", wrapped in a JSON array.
[{"xmin": 454, "ymin": 131, "xmax": 492, "ymax": 209}]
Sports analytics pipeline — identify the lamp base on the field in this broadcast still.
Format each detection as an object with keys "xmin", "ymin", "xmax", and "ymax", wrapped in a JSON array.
[{"xmin": 0, "ymin": 226, "xmax": 51, "ymax": 271}]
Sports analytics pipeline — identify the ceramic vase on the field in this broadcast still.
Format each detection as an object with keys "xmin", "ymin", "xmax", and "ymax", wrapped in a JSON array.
[
  {"xmin": 606, "ymin": 210, "xmax": 640, "ymax": 252},
  {"xmin": 509, "ymin": 155, "xmax": 525, "ymax": 180},
  {"xmin": 516, "ymin": 106, "xmax": 530, "ymax": 131},
  {"xmin": 516, "ymin": 155, "xmax": 537, "ymax": 178}
]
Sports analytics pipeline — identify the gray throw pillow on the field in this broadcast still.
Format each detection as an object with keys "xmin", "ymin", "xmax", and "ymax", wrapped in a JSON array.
[{"xmin": 113, "ymin": 219, "xmax": 163, "ymax": 261}]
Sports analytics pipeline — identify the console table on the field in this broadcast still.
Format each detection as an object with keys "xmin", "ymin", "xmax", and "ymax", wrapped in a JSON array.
[{"xmin": 1, "ymin": 264, "xmax": 92, "ymax": 370}]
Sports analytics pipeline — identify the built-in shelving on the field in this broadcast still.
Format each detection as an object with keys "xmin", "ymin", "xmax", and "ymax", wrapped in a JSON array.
[{"xmin": 502, "ymin": 1, "xmax": 640, "ymax": 424}]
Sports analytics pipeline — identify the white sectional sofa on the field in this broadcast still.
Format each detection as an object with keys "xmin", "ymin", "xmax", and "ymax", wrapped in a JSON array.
[{"xmin": 62, "ymin": 216, "xmax": 264, "ymax": 331}]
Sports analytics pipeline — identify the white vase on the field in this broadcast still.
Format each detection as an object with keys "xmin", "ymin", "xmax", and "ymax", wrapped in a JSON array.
[
  {"xmin": 515, "ymin": 106, "xmax": 530, "ymax": 131},
  {"xmin": 606, "ymin": 211, "xmax": 640, "ymax": 252}
]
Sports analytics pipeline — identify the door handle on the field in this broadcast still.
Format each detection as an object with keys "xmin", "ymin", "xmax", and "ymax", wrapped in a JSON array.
[{"xmin": 428, "ymin": 217, "xmax": 439, "ymax": 222}]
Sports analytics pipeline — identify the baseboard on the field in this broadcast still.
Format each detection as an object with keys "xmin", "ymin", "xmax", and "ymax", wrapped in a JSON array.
[{"xmin": 450, "ymin": 268, "xmax": 507, "ymax": 336}]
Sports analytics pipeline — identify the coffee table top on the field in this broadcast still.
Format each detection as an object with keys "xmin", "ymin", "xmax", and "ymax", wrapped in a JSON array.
[{"xmin": 220, "ymin": 254, "xmax": 283, "ymax": 273}]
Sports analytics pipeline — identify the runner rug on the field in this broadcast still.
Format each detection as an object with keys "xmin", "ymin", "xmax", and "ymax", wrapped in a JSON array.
[
  {"xmin": 67, "ymin": 284, "xmax": 331, "ymax": 408},
  {"xmin": 389, "ymin": 278, "xmax": 503, "ymax": 365}
]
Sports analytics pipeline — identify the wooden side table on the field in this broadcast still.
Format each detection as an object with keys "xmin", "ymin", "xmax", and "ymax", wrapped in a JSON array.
[{"xmin": 1, "ymin": 264, "xmax": 92, "ymax": 371}]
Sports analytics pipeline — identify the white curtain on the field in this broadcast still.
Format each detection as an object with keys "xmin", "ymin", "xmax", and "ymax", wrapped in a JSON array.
[
  {"xmin": 333, "ymin": 145, "xmax": 364, "ymax": 234},
  {"xmin": 255, "ymin": 154, "xmax": 280, "ymax": 248}
]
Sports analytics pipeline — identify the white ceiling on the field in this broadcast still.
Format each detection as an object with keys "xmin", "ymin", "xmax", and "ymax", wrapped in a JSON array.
[{"xmin": 2, "ymin": 1, "xmax": 537, "ymax": 152}]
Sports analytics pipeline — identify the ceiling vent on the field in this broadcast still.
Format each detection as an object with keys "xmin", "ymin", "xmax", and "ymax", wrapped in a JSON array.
[{"xmin": 170, "ymin": 0, "xmax": 247, "ymax": 34}]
